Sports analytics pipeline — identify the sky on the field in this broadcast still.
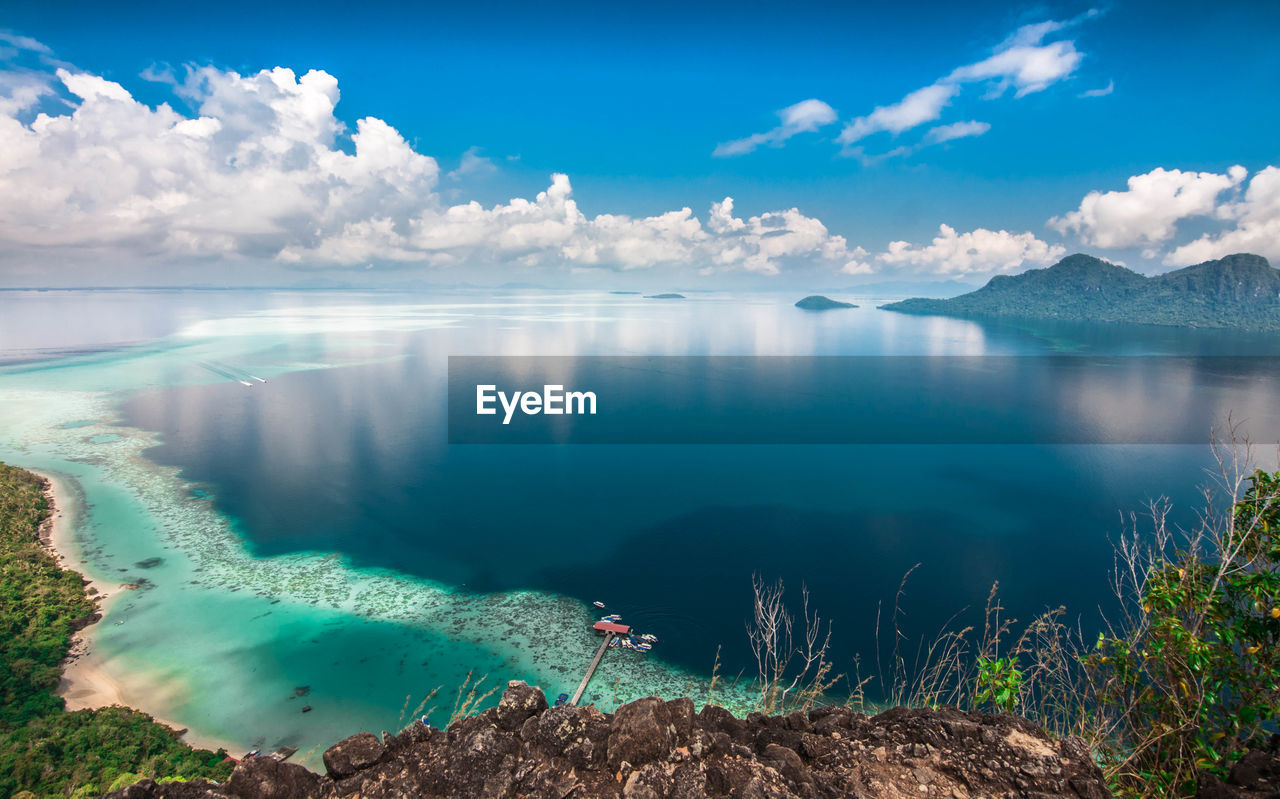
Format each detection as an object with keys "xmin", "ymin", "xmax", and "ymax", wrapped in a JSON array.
[{"xmin": 0, "ymin": 0, "xmax": 1277, "ymax": 288}]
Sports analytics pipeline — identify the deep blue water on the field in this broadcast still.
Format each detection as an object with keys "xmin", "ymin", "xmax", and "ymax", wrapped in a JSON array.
[{"xmin": 111, "ymin": 294, "xmax": 1280, "ymax": 689}]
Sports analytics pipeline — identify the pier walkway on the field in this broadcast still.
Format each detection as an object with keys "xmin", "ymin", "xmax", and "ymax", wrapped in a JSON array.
[{"xmin": 570, "ymin": 634, "xmax": 614, "ymax": 706}]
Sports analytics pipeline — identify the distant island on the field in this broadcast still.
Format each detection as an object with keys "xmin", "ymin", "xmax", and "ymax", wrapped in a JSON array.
[
  {"xmin": 881, "ymin": 253, "xmax": 1280, "ymax": 330},
  {"xmin": 795, "ymin": 295, "xmax": 857, "ymax": 310},
  {"xmin": 644, "ymin": 293, "xmax": 685, "ymax": 299},
  {"xmin": 609, "ymin": 291, "xmax": 641, "ymax": 295}
]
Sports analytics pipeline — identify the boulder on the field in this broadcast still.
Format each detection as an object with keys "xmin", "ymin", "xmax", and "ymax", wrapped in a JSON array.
[
  {"xmin": 1197, "ymin": 747, "xmax": 1280, "ymax": 798},
  {"xmin": 494, "ymin": 680, "xmax": 548, "ymax": 731},
  {"xmin": 321, "ymin": 732, "xmax": 384, "ymax": 779},
  {"xmin": 608, "ymin": 697, "xmax": 676, "ymax": 769},
  {"xmin": 226, "ymin": 757, "xmax": 323, "ymax": 799}
]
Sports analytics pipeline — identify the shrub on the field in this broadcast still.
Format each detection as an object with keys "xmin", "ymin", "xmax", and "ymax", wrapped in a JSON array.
[{"xmin": 1083, "ymin": 467, "xmax": 1280, "ymax": 796}]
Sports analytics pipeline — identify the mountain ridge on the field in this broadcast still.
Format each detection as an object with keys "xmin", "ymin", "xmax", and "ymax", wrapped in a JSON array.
[{"xmin": 881, "ymin": 253, "xmax": 1280, "ymax": 330}]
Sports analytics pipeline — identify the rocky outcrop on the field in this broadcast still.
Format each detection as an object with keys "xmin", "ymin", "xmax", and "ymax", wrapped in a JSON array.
[
  {"xmin": 104, "ymin": 681, "xmax": 1111, "ymax": 799},
  {"xmin": 1196, "ymin": 740, "xmax": 1280, "ymax": 799},
  {"xmin": 320, "ymin": 733, "xmax": 384, "ymax": 780}
]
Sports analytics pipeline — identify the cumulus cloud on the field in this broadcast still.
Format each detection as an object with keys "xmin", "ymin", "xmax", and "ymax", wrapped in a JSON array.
[
  {"xmin": 1165, "ymin": 166, "xmax": 1280, "ymax": 265},
  {"xmin": 0, "ymin": 69, "xmax": 51, "ymax": 115},
  {"xmin": 876, "ymin": 224, "xmax": 1065, "ymax": 276},
  {"xmin": 0, "ymin": 64, "xmax": 438, "ymax": 260},
  {"xmin": 700, "ymin": 198, "xmax": 856, "ymax": 275},
  {"xmin": 713, "ymin": 99, "xmax": 837, "ymax": 157},
  {"xmin": 0, "ymin": 58, "xmax": 860, "ymax": 276},
  {"xmin": 840, "ymin": 246, "xmax": 874, "ymax": 275},
  {"xmin": 1049, "ymin": 166, "xmax": 1247, "ymax": 249},
  {"xmin": 283, "ymin": 185, "xmax": 858, "ymax": 275}
]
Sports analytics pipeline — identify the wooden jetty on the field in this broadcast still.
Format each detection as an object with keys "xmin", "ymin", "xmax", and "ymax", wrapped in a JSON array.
[{"xmin": 569, "ymin": 620, "xmax": 631, "ymax": 706}]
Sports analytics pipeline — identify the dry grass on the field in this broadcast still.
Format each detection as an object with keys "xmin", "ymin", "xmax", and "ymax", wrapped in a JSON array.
[
  {"xmin": 747, "ymin": 574, "xmax": 842, "ymax": 714},
  {"xmin": 448, "ymin": 671, "xmax": 499, "ymax": 727},
  {"xmin": 399, "ymin": 687, "xmax": 441, "ymax": 729},
  {"xmin": 831, "ymin": 426, "xmax": 1277, "ymax": 797}
]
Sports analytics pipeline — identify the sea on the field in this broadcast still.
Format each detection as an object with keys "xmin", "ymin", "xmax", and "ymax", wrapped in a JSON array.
[{"xmin": 2, "ymin": 287, "xmax": 1278, "ymax": 764}]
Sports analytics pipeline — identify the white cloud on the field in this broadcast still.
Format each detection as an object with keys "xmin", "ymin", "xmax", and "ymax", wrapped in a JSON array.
[
  {"xmin": 714, "ymin": 99, "xmax": 837, "ymax": 157},
  {"xmin": 837, "ymin": 84, "xmax": 958, "ymax": 146},
  {"xmin": 1079, "ymin": 80, "xmax": 1114, "ymax": 98},
  {"xmin": 0, "ymin": 30, "xmax": 52, "ymax": 55},
  {"xmin": 876, "ymin": 224, "xmax": 1065, "ymax": 276},
  {"xmin": 0, "ymin": 69, "xmax": 52, "ymax": 115},
  {"xmin": 139, "ymin": 63, "xmax": 179, "ymax": 86},
  {"xmin": 57, "ymin": 67, "xmax": 134, "ymax": 102},
  {"xmin": 0, "ymin": 59, "xmax": 856, "ymax": 276},
  {"xmin": 1165, "ymin": 166, "xmax": 1280, "ymax": 265},
  {"xmin": 841, "ymin": 119, "xmax": 989, "ymax": 165},
  {"xmin": 998, "ymin": 19, "xmax": 1073, "ymax": 49},
  {"xmin": 1049, "ymin": 166, "xmax": 1246, "ymax": 249},
  {"xmin": 0, "ymin": 64, "xmax": 438, "ymax": 259},
  {"xmin": 836, "ymin": 12, "xmax": 1096, "ymax": 158},
  {"xmin": 840, "ymin": 246, "xmax": 874, "ymax": 275},
  {"xmin": 447, "ymin": 146, "xmax": 498, "ymax": 180},
  {"xmin": 925, "ymin": 120, "xmax": 991, "ymax": 144},
  {"xmin": 282, "ymin": 176, "xmax": 858, "ymax": 275},
  {"xmin": 945, "ymin": 39, "xmax": 1083, "ymax": 98}
]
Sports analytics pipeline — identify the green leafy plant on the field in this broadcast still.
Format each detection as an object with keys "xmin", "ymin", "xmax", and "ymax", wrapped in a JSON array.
[{"xmin": 975, "ymin": 655, "xmax": 1024, "ymax": 713}]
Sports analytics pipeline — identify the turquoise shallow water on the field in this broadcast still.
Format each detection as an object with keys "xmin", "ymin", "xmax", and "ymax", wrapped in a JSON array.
[{"xmin": 2, "ymin": 289, "xmax": 1278, "ymax": 765}]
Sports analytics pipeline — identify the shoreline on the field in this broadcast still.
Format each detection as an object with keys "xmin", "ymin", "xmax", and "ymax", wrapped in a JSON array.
[{"xmin": 35, "ymin": 468, "xmax": 242, "ymax": 757}]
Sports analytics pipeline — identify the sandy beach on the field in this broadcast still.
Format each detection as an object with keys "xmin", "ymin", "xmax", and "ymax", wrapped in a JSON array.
[{"xmin": 35, "ymin": 469, "xmax": 242, "ymax": 757}]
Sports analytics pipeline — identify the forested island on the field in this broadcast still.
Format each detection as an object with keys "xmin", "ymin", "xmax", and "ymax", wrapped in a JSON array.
[
  {"xmin": 882, "ymin": 253, "xmax": 1280, "ymax": 330},
  {"xmin": 794, "ymin": 295, "xmax": 857, "ymax": 310}
]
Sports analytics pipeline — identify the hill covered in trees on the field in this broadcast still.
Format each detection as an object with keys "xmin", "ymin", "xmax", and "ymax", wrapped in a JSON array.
[
  {"xmin": 794, "ymin": 295, "xmax": 857, "ymax": 310},
  {"xmin": 882, "ymin": 253, "xmax": 1280, "ymax": 330},
  {"xmin": 0, "ymin": 463, "xmax": 232, "ymax": 797}
]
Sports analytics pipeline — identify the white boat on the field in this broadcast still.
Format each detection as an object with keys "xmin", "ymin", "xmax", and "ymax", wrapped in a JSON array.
[{"xmin": 592, "ymin": 601, "xmax": 605, "ymax": 608}]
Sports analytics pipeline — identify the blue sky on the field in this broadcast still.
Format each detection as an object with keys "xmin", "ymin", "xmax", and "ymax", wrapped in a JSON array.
[{"xmin": 1, "ymin": 0, "xmax": 1277, "ymax": 287}]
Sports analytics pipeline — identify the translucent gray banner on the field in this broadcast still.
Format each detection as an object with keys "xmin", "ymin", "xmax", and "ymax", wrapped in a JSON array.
[{"xmin": 447, "ymin": 356, "xmax": 1280, "ymax": 444}]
